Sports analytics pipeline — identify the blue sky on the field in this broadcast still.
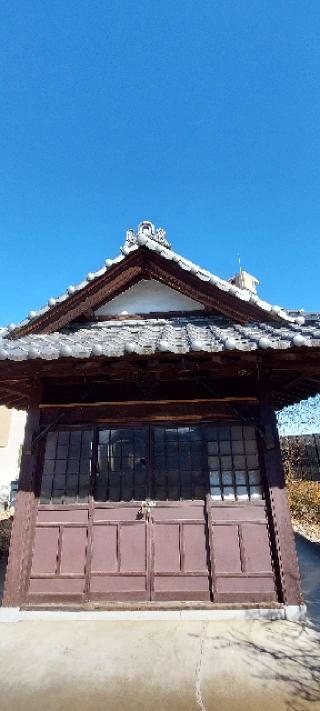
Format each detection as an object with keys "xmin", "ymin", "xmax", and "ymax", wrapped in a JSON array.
[{"xmin": 1, "ymin": 1, "xmax": 320, "ymax": 325}]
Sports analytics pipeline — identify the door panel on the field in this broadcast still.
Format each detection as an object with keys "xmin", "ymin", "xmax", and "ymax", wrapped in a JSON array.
[
  {"xmin": 91, "ymin": 525, "xmax": 118, "ymax": 572},
  {"xmin": 90, "ymin": 503, "xmax": 149, "ymax": 601},
  {"xmin": 29, "ymin": 508, "xmax": 89, "ymax": 602},
  {"xmin": 207, "ymin": 499, "xmax": 277, "ymax": 603},
  {"xmin": 119, "ymin": 523, "xmax": 147, "ymax": 572},
  {"xmin": 210, "ymin": 525, "xmax": 242, "ymax": 574},
  {"xmin": 60, "ymin": 527, "xmax": 87, "ymax": 575},
  {"xmin": 150, "ymin": 503, "xmax": 211, "ymax": 601},
  {"xmin": 31, "ymin": 527, "xmax": 59, "ymax": 575}
]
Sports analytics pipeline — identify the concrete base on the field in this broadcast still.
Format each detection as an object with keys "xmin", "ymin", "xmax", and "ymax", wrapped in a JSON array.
[
  {"xmin": 0, "ymin": 604, "xmax": 307, "ymax": 623},
  {"xmin": 0, "ymin": 617, "xmax": 319, "ymax": 710}
]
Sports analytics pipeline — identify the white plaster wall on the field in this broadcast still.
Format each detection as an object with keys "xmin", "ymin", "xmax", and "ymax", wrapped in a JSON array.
[
  {"xmin": 95, "ymin": 279, "xmax": 204, "ymax": 316},
  {"xmin": 0, "ymin": 409, "xmax": 26, "ymax": 504}
]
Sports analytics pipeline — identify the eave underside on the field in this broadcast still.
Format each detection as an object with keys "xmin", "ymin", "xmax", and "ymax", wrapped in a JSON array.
[{"xmin": 1, "ymin": 348, "xmax": 320, "ymax": 411}]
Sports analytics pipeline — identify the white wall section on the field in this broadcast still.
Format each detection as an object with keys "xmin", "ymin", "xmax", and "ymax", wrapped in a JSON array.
[{"xmin": 95, "ymin": 279, "xmax": 204, "ymax": 316}]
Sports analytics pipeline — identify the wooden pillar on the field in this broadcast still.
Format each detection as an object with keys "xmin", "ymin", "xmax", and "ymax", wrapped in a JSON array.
[
  {"xmin": 259, "ymin": 389, "xmax": 302, "ymax": 606},
  {"xmin": 2, "ymin": 383, "xmax": 42, "ymax": 607}
]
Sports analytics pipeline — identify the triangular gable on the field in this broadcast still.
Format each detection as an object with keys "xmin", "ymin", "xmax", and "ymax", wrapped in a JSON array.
[
  {"xmin": 94, "ymin": 279, "xmax": 205, "ymax": 316},
  {"xmin": 5, "ymin": 221, "xmax": 303, "ymax": 339}
]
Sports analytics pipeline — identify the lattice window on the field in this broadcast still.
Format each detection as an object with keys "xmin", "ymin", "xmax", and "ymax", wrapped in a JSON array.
[
  {"xmin": 94, "ymin": 428, "xmax": 148, "ymax": 502},
  {"xmin": 39, "ymin": 423, "xmax": 264, "ymax": 504},
  {"xmin": 40, "ymin": 429, "xmax": 93, "ymax": 503},
  {"xmin": 152, "ymin": 426, "xmax": 207, "ymax": 500},
  {"xmin": 207, "ymin": 425, "xmax": 263, "ymax": 501}
]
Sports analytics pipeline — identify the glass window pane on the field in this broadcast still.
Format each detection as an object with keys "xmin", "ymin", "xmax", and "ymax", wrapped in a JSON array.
[
  {"xmin": 43, "ymin": 460, "xmax": 55, "ymax": 475},
  {"xmin": 205, "ymin": 427, "xmax": 218, "ymax": 441},
  {"xmin": 235, "ymin": 471, "xmax": 247, "ymax": 485},
  {"xmin": 233, "ymin": 455, "xmax": 246, "ymax": 468},
  {"xmin": 219, "ymin": 427, "xmax": 230, "ymax": 441},
  {"xmin": 210, "ymin": 487, "xmax": 222, "ymax": 501},
  {"xmin": 244, "ymin": 426, "xmax": 255, "ymax": 440},
  {"xmin": 56, "ymin": 445, "xmax": 68, "ymax": 459},
  {"xmin": 247, "ymin": 454, "xmax": 259, "ymax": 468},
  {"xmin": 245, "ymin": 440, "xmax": 258, "ymax": 454},
  {"xmin": 209, "ymin": 471, "xmax": 220, "ymax": 487},
  {"xmin": 248, "ymin": 470, "xmax": 261, "ymax": 485},
  {"xmin": 55, "ymin": 460, "xmax": 67, "ymax": 475},
  {"xmin": 223, "ymin": 487, "xmax": 235, "ymax": 500},
  {"xmin": 222, "ymin": 471, "xmax": 233, "ymax": 486},
  {"xmin": 232, "ymin": 440, "xmax": 245, "ymax": 454},
  {"xmin": 236, "ymin": 486, "xmax": 249, "ymax": 501},
  {"xmin": 220, "ymin": 441, "xmax": 231, "ymax": 455},
  {"xmin": 58, "ymin": 431, "xmax": 70, "ymax": 445},
  {"xmin": 221, "ymin": 456, "xmax": 232, "ymax": 470},
  {"xmin": 231, "ymin": 426, "xmax": 242, "ymax": 440},
  {"xmin": 250, "ymin": 486, "xmax": 262, "ymax": 500},
  {"xmin": 70, "ymin": 430, "xmax": 82, "ymax": 445},
  {"xmin": 208, "ymin": 456, "xmax": 219, "ymax": 468},
  {"xmin": 207, "ymin": 442, "xmax": 219, "ymax": 455}
]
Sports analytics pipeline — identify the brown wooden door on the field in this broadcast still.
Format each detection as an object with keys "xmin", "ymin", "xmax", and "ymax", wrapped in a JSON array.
[
  {"xmin": 150, "ymin": 502, "xmax": 210, "ymax": 601},
  {"xmin": 26, "ymin": 422, "xmax": 279, "ymax": 606},
  {"xmin": 28, "ymin": 506, "xmax": 89, "ymax": 602},
  {"xmin": 90, "ymin": 503, "xmax": 149, "ymax": 601},
  {"xmin": 207, "ymin": 497, "xmax": 277, "ymax": 603}
]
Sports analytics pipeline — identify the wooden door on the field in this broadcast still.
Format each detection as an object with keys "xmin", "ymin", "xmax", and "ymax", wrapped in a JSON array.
[
  {"xmin": 28, "ymin": 506, "xmax": 89, "ymax": 602},
  {"xmin": 150, "ymin": 502, "xmax": 210, "ymax": 601},
  {"xmin": 26, "ymin": 422, "xmax": 280, "ymax": 606},
  {"xmin": 207, "ymin": 497, "xmax": 277, "ymax": 603},
  {"xmin": 90, "ymin": 503, "xmax": 149, "ymax": 601}
]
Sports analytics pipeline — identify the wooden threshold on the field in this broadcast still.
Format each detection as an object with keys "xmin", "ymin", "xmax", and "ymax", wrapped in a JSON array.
[{"xmin": 21, "ymin": 600, "xmax": 283, "ymax": 612}]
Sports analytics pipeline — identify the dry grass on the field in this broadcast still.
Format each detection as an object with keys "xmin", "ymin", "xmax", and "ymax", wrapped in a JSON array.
[{"xmin": 287, "ymin": 480, "xmax": 320, "ymax": 524}]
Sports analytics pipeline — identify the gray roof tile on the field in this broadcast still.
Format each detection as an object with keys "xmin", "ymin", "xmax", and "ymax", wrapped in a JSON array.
[{"xmin": 0, "ymin": 315, "xmax": 320, "ymax": 362}]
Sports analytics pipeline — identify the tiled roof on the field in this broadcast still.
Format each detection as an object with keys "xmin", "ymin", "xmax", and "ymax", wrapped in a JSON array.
[
  {"xmin": 1, "ymin": 315, "xmax": 320, "ymax": 362},
  {"xmin": 3, "ymin": 222, "xmax": 308, "ymax": 335}
]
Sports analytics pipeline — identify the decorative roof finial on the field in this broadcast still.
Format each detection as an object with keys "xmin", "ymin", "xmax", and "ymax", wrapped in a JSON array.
[{"xmin": 122, "ymin": 221, "xmax": 171, "ymax": 252}]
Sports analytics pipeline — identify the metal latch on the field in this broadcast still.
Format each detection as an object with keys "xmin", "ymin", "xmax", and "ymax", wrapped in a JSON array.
[{"xmin": 139, "ymin": 500, "xmax": 157, "ymax": 520}]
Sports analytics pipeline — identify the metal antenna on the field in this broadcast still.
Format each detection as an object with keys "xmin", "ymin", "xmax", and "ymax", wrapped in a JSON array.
[{"xmin": 238, "ymin": 255, "xmax": 242, "ymax": 274}]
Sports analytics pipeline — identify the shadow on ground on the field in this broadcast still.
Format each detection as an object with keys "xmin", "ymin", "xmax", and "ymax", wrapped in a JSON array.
[
  {"xmin": 295, "ymin": 533, "xmax": 320, "ymax": 629},
  {"xmin": 189, "ymin": 618, "xmax": 320, "ymax": 711}
]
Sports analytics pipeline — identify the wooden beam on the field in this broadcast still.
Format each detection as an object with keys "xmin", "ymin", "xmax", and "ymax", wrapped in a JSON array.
[
  {"xmin": 258, "ymin": 385, "xmax": 303, "ymax": 605},
  {"xmin": 3, "ymin": 382, "xmax": 42, "ymax": 607},
  {"xmin": 39, "ymin": 396, "xmax": 258, "ymax": 409}
]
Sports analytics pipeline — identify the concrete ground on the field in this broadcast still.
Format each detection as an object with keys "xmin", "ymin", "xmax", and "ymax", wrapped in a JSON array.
[
  {"xmin": 295, "ymin": 534, "xmax": 320, "ymax": 629},
  {"xmin": 0, "ymin": 538, "xmax": 319, "ymax": 711},
  {"xmin": 0, "ymin": 618, "xmax": 319, "ymax": 710}
]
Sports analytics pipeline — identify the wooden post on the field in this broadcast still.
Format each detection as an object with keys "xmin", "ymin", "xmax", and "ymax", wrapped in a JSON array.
[
  {"xmin": 2, "ymin": 383, "xmax": 42, "ymax": 607},
  {"xmin": 259, "ymin": 389, "xmax": 302, "ymax": 606}
]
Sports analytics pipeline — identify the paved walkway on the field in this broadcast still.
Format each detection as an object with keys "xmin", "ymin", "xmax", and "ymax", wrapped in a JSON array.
[
  {"xmin": 0, "ymin": 538, "xmax": 319, "ymax": 710},
  {"xmin": 0, "ymin": 618, "xmax": 319, "ymax": 711}
]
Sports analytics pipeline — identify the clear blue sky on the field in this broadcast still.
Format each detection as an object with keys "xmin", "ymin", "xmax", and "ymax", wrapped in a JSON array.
[{"xmin": 1, "ymin": 0, "xmax": 320, "ymax": 325}]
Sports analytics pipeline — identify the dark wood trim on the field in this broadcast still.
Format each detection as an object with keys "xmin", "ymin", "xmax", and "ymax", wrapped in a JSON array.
[
  {"xmin": 91, "ymin": 309, "xmax": 210, "ymax": 321},
  {"xmin": 258, "ymin": 387, "xmax": 303, "ymax": 606},
  {"xmin": 2, "ymin": 382, "xmax": 43, "ymax": 607},
  {"xmin": 39, "ymin": 396, "xmax": 257, "ymax": 409}
]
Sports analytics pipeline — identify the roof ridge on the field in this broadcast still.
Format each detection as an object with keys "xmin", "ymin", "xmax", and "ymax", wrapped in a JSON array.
[{"xmin": 3, "ymin": 223, "xmax": 306, "ymax": 335}]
